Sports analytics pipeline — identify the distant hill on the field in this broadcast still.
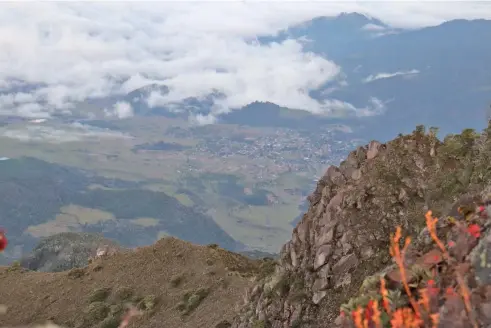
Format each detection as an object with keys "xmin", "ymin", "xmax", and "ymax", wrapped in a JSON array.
[
  {"xmin": 20, "ymin": 232, "xmax": 123, "ymax": 272},
  {"xmin": 0, "ymin": 157, "xmax": 241, "ymax": 263}
]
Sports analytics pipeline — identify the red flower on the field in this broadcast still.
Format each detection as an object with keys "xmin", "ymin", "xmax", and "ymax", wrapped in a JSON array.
[
  {"xmin": 0, "ymin": 229, "xmax": 7, "ymax": 252},
  {"xmin": 426, "ymin": 279, "xmax": 439, "ymax": 297},
  {"xmin": 467, "ymin": 224, "xmax": 481, "ymax": 238}
]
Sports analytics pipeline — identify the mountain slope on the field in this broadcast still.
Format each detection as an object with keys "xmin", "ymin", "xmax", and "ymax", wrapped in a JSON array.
[{"xmin": 0, "ymin": 238, "xmax": 263, "ymax": 328}]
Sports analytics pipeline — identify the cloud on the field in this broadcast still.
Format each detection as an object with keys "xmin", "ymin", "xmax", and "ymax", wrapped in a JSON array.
[
  {"xmin": 0, "ymin": 2, "xmax": 489, "ymax": 120},
  {"xmin": 361, "ymin": 23, "xmax": 387, "ymax": 31},
  {"xmin": 105, "ymin": 101, "xmax": 134, "ymax": 119},
  {"xmin": 0, "ymin": 122, "xmax": 131, "ymax": 143},
  {"xmin": 190, "ymin": 113, "xmax": 217, "ymax": 126},
  {"xmin": 363, "ymin": 70, "xmax": 420, "ymax": 83}
]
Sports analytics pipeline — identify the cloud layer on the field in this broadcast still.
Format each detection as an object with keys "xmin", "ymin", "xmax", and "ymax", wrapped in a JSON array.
[{"xmin": 0, "ymin": 1, "xmax": 490, "ymax": 121}]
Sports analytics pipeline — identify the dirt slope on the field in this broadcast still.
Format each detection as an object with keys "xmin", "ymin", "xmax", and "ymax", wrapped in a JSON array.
[{"xmin": 0, "ymin": 237, "xmax": 264, "ymax": 328}]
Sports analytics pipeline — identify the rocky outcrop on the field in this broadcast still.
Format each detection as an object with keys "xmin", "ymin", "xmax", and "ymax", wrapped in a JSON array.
[
  {"xmin": 20, "ymin": 232, "xmax": 122, "ymax": 272},
  {"xmin": 232, "ymin": 125, "xmax": 491, "ymax": 328}
]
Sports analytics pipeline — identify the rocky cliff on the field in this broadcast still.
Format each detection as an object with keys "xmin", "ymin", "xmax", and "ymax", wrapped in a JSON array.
[{"xmin": 232, "ymin": 124, "xmax": 491, "ymax": 327}]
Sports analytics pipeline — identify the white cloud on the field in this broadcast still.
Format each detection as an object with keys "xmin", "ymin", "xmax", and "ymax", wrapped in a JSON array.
[
  {"xmin": 0, "ymin": 2, "xmax": 489, "ymax": 120},
  {"xmin": 361, "ymin": 23, "xmax": 387, "ymax": 31},
  {"xmin": 190, "ymin": 113, "xmax": 218, "ymax": 126},
  {"xmin": 105, "ymin": 101, "xmax": 134, "ymax": 119},
  {"xmin": 0, "ymin": 122, "xmax": 131, "ymax": 143},
  {"xmin": 363, "ymin": 70, "xmax": 421, "ymax": 83}
]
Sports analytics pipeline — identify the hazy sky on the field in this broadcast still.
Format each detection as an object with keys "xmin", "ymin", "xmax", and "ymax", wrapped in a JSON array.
[{"xmin": 0, "ymin": 1, "xmax": 490, "ymax": 122}]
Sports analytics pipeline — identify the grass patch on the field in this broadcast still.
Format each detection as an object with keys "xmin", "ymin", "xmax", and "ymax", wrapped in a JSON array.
[
  {"xmin": 256, "ymin": 258, "xmax": 276, "ymax": 280},
  {"xmin": 89, "ymin": 287, "xmax": 112, "ymax": 303},
  {"xmin": 67, "ymin": 268, "xmax": 86, "ymax": 279},
  {"xmin": 113, "ymin": 286, "xmax": 134, "ymax": 302},
  {"xmin": 98, "ymin": 315, "xmax": 121, "ymax": 328},
  {"xmin": 85, "ymin": 301, "xmax": 110, "ymax": 324},
  {"xmin": 137, "ymin": 295, "xmax": 158, "ymax": 312},
  {"xmin": 176, "ymin": 287, "xmax": 210, "ymax": 315}
]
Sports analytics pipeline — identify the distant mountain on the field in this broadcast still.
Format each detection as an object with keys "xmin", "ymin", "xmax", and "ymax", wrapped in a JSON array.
[
  {"xmin": 99, "ymin": 14, "xmax": 491, "ymax": 142},
  {"xmin": 122, "ymin": 84, "xmax": 226, "ymax": 119},
  {"xmin": 256, "ymin": 15, "xmax": 491, "ymax": 140},
  {"xmin": 259, "ymin": 12, "xmax": 399, "ymax": 58}
]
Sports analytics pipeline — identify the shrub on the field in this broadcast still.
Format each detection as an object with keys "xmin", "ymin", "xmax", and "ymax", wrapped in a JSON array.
[
  {"xmin": 177, "ymin": 287, "xmax": 210, "ymax": 315},
  {"xmin": 89, "ymin": 287, "xmax": 112, "ymax": 303},
  {"xmin": 137, "ymin": 294, "xmax": 158, "ymax": 312},
  {"xmin": 170, "ymin": 274, "xmax": 184, "ymax": 287},
  {"xmin": 98, "ymin": 315, "xmax": 120, "ymax": 328},
  {"xmin": 113, "ymin": 286, "xmax": 133, "ymax": 302},
  {"xmin": 85, "ymin": 301, "xmax": 110, "ymax": 323},
  {"xmin": 337, "ymin": 210, "xmax": 481, "ymax": 328},
  {"xmin": 67, "ymin": 268, "xmax": 85, "ymax": 279}
]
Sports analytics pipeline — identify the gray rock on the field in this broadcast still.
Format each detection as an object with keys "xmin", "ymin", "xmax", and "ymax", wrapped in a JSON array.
[
  {"xmin": 314, "ymin": 244, "xmax": 333, "ymax": 270},
  {"xmin": 366, "ymin": 140, "xmax": 382, "ymax": 160},
  {"xmin": 20, "ymin": 232, "xmax": 122, "ymax": 272}
]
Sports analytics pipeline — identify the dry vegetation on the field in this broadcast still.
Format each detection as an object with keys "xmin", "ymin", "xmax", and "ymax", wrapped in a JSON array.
[
  {"xmin": 0, "ymin": 238, "xmax": 261, "ymax": 328},
  {"xmin": 337, "ymin": 209, "xmax": 489, "ymax": 328}
]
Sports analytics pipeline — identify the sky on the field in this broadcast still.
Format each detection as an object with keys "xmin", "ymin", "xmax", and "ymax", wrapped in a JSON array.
[{"xmin": 0, "ymin": 1, "xmax": 490, "ymax": 124}]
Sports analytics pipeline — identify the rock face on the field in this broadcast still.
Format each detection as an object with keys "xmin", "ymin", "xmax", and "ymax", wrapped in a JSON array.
[
  {"xmin": 20, "ymin": 232, "xmax": 122, "ymax": 272},
  {"xmin": 232, "ymin": 125, "xmax": 491, "ymax": 327}
]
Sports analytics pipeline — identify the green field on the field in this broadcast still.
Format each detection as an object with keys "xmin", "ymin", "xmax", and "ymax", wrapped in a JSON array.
[{"xmin": 0, "ymin": 118, "xmax": 317, "ymax": 253}]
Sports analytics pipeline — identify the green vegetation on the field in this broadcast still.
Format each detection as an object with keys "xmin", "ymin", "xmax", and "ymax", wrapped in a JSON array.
[
  {"xmin": 85, "ymin": 302, "xmax": 110, "ymax": 323},
  {"xmin": 181, "ymin": 173, "xmax": 272, "ymax": 206},
  {"xmin": 89, "ymin": 287, "xmax": 112, "ymax": 303},
  {"xmin": 176, "ymin": 287, "xmax": 210, "ymax": 315},
  {"xmin": 82, "ymin": 286, "xmax": 158, "ymax": 327},
  {"xmin": 0, "ymin": 157, "xmax": 240, "ymax": 262},
  {"xmin": 137, "ymin": 295, "xmax": 157, "ymax": 312},
  {"xmin": 113, "ymin": 286, "xmax": 134, "ymax": 302},
  {"xmin": 98, "ymin": 315, "xmax": 121, "ymax": 328}
]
